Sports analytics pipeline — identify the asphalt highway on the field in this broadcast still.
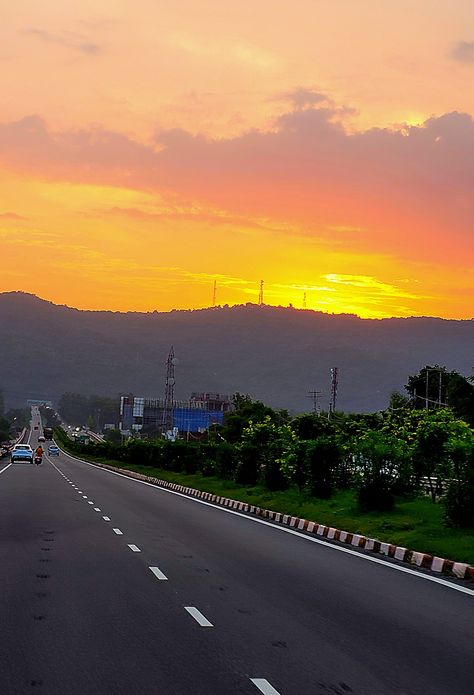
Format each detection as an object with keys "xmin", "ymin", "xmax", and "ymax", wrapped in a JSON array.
[{"xmin": 1, "ymin": 417, "xmax": 473, "ymax": 694}]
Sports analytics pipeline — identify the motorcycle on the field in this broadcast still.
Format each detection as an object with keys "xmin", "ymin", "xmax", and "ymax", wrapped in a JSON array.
[{"xmin": 34, "ymin": 455, "xmax": 42, "ymax": 465}]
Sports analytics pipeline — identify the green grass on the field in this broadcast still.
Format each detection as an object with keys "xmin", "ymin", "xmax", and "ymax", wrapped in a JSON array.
[{"xmin": 65, "ymin": 444, "xmax": 474, "ymax": 565}]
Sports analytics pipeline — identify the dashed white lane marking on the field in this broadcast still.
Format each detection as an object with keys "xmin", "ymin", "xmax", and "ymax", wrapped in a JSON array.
[
  {"xmin": 250, "ymin": 679, "xmax": 281, "ymax": 695},
  {"xmin": 93, "ymin": 507, "xmax": 101, "ymax": 512},
  {"xmin": 149, "ymin": 566, "xmax": 168, "ymax": 581},
  {"xmin": 88, "ymin": 501, "xmax": 94, "ymax": 505},
  {"xmin": 128, "ymin": 544, "xmax": 141, "ymax": 552},
  {"xmin": 102, "ymin": 516, "xmax": 111, "ymax": 521},
  {"xmin": 113, "ymin": 528, "xmax": 123, "ymax": 535},
  {"xmin": 83, "ymin": 495, "xmax": 88, "ymax": 498},
  {"xmin": 184, "ymin": 607, "xmax": 213, "ymax": 627},
  {"xmin": 78, "ymin": 491, "xmax": 83, "ymax": 494},
  {"xmin": 0, "ymin": 463, "xmax": 12, "ymax": 475}
]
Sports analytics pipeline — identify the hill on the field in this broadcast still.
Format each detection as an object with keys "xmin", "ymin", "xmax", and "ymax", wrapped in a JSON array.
[{"xmin": 0, "ymin": 292, "xmax": 472, "ymax": 412}]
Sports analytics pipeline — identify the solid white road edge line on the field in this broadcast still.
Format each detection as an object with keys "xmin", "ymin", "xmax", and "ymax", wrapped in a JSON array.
[
  {"xmin": 250, "ymin": 679, "xmax": 281, "ymax": 695},
  {"xmin": 113, "ymin": 528, "xmax": 123, "ymax": 535},
  {"xmin": 0, "ymin": 462, "xmax": 13, "ymax": 475},
  {"xmin": 149, "ymin": 566, "xmax": 168, "ymax": 581},
  {"xmin": 128, "ymin": 544, "xmax": 141, "ymax": 552},
  {"xmin": 56, "ymin": 448, "xmax": 474, "ymax": 598},
  {"xmin": 184, "ymin": 606, "xmax": 213, "ymax": 627}
]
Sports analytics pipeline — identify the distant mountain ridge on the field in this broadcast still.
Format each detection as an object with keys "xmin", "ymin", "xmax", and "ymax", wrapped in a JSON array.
[{"xmin": 0, "ymin": 291, "xmax": 472, "ymax": 412}]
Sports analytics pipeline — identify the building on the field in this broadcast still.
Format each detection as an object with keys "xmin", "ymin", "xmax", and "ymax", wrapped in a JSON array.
[{"xmin": 119, "ymin": 393, "xmax": 232, "ymax": 435}]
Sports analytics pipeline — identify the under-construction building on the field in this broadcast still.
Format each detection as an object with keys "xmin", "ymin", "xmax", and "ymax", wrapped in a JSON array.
[{"xmin": 120, "ymin": 392, "xmax": 232, "ymax": 435}]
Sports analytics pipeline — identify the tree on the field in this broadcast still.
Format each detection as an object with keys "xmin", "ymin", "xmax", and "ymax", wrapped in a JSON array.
[
  {"xmin": 444, "ymin": 438, "xmax": 474, "ymax": 528},
  {"xmin": 406, "ymin": 366, "xmax": 474, "ymax": 425},
  {"xmin": 222, "ymin": 393, "xmax": 288, "ymax": 443},
  {"xmin": 290, "ymin": 414, "xmax": 336, "ymax": 440}
]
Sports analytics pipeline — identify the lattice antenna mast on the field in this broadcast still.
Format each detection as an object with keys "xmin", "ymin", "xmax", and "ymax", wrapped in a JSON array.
[
  {"xmin": 162, "ymin": 346, "xmax": 176, "ymax": 430},
  {"xmin": 258, "ymin": 280, "xmax": 264, "ymax": 306},
  {"xmin": 303, "ymin": 292, "xmax": 307, "ymax": 309},
  {"xmin": 212, "ymin": 280, "xmax": 217, "ymax": 307},
  {"xmin": 330, "ymin": 367, "xmax": 339, "ymax": 413}
]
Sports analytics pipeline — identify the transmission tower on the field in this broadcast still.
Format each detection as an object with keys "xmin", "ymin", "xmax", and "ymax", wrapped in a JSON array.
[
  {"xmin": 330, "ymin": 367, "xmax": 339, "ymax": 413},
  {"xmin": 162, "ymin": 346, "xmax": 176, "ymax": 431},
  {"xmin": 212, "ymin": 280, "xmax": 217, "ymax": 307},
  {"xmin": 307, "ymin": 389, "xmax": 322, "ymax": 415},
  {"xmin": 303, "ymin": 292, "xmax": 307, "ymax": 309},
  {"xmin": 258, "ymin": 280, "xmax": 264, "ymax": 306}
]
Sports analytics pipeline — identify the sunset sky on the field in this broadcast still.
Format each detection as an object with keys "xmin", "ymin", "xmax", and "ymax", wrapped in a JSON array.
[{"xmin": 1, "ymin": 0, "xmax": 473, "ymax": 318}]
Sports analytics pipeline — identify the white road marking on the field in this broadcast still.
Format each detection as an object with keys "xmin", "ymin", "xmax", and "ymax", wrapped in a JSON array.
[
  {"xmin": 128, "ymin": 544, "xmax": 141, "ymax": 552},
  {"xmin": 88, "ymin": 501, "xmax": 94, "ymax": 505},
  {"xmin": 184, "ymin": 607, "xmax": 213, "ymax": 627},
  {"xmin": 149, "ymin": 566, "xmax": 168, "ymax": 581},
  {"xmin": 102, "ymin": 516, "xmax": 111, "ymax": 521},
  {"xmin": 78, "ymin": 491, "xmax": 83, "ymax": 494},
  {"xmin": 93, "ymin": 507, "xmax": 101, "ymax": 512},
  {"xmin": 250, "ymin": 679, "xmax": 281, "ymax": 695},
  {"xmin": 0, "ymin": 463, "xmax": 12, "ymax": 475},
  {"xmin": 113, "ymin": 528, "xmax": 123, "ymax": 535},
  {"xmin": 57, "ymin": 448, "xmax": 474, "ymax": 598},
  {"xmin": 82, "ymin": 495, "xmax": 88, "ymax": 498}
]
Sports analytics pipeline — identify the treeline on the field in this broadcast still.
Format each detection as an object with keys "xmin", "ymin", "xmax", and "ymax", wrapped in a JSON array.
[
  {"xmin": 0, "ymin": 390, "xmax": 30, "ymax": 443},
  {"xmin": 58, "ymin": 393, "xmax": 118, "ymax": 430},
  {"xmin": 56, "ymin": 388, "xmax": 474, "ymax": 529}
]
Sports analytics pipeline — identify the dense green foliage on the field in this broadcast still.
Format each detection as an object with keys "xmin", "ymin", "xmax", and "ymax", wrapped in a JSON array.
[{"xmin": 56, "ymin": 378, "xmax": 474, "ymax": 530}]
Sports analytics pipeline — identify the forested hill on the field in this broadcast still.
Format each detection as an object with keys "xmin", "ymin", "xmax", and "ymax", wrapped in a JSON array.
[{"xmin": 0, "ymin": 292, "xmax": 472, "ymax": 412}]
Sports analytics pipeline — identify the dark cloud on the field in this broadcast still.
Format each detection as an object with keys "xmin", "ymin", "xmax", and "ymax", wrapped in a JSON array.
[
  {"xmin": 451, "ymin": 41, "xmax": 474, "ymax": 63},
  {"xmin": 274, "ymin": 87, "xmax": 332, "ymax": 109},
  {"xmin": 24, "ymin": 28, "xmax": 101, "ymax": 55}
]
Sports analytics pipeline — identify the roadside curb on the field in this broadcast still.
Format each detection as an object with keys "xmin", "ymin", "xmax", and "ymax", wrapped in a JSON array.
[{"xmin": 60, "ymin": 449, "xmax": 474, "ymax": 582}]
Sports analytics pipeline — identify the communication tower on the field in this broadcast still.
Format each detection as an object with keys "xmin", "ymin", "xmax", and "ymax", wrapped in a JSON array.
[
  {"xmin": 162, "ymin": 346, "xmax": 176, "ymax": 431},
  {"xmin": 212, "ymin": 280, "xmax": 217, "ymax": 307},
  {"xmin": 258, "ymin": 280, "xmax": 264, "ymax": 306},
  {"xmin": 303, "ymin": 292, "xmax": 307, "ymax": 309}
]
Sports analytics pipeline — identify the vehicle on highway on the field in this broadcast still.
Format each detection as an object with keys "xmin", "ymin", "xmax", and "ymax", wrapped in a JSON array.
[
  {"xmin": 34, "ymin": 425, "xmax": 39, "ymax": 430},
  {"xmin": 38, "ymin": 435, "xmax": 46, "ymax": 442},
  {"xmin": 10, "ymin": 444, "xmax": 34, "ymax": 464},
  {"xmin": 44, "ymin": 427, "xmax": 54, "ymax": 440},
  {"xmin": 48, "ymin": 445, "xmax": 60, "ymax": 456},
  {"xmin": 34, "ymin": 455, "xmax": 42, "ymax": 465}
]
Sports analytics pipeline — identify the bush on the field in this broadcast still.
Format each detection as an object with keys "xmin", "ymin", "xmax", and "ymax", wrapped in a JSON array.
[
  {"xmin": 444, "ymin": 441, "xmax": 474, "ymax": 528},
  {"xmin": 305, "ymin": 436, "xmax": 341, "ymax": 499}
]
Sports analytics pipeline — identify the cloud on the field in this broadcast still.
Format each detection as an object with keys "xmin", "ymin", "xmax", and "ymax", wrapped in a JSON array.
[
  {"xmin": 24, "ymin": 28, "xmax": 101, "ymax": 55},
  {"xmin": 0, "ymin": 102, "xmax": 473, "ymax": 265},
  {"xmin": 0, "ymin": 211, "xmax": 27, "ymax": 220},
  {"xmin": 275, "ymin": 88, "xmax": 332, "ymax": 110},
  {"xmin": 451, "ymin": 41, "xmax": 474, "ymax": 63}
]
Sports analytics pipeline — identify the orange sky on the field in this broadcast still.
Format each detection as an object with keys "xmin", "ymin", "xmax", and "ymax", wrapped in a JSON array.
[{"xmin": 1, "ymin": 0, "xmax": 473, "ymax": 318}]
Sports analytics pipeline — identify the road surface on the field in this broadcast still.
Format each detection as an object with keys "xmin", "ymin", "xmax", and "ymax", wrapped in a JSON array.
[{"xmin": 1, "ymin": 415, "xmax": 473, "ymax": 694}]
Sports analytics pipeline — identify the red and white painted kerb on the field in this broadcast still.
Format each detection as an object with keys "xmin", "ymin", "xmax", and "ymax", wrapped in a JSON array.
[{"xmin": 66, "ymin": 458, "xmax": 474, "ymax": 582}]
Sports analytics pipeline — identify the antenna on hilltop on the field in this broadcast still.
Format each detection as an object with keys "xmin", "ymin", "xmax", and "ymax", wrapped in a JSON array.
[
  {"xmin": 162, "ymin": 346, "xmax": 176, "ymax": 432},
  {"xmin": 212, "ymin": 280, "xmax": 217, "ymax": 307},
  {"xmin": 258, "ymin": 280, "xmax": 264, "ymax": 306},
  {"xmin": 303, "ymin": 292, "xmax": 307, "ymax": 309}
]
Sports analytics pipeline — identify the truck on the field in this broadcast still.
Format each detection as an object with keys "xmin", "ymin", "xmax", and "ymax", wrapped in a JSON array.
[{"xmin": 44, "ymin": 427, "xmax": 54, "ymax": 440}]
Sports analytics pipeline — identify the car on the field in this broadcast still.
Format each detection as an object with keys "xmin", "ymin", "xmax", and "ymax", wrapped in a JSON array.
[
  {"xmin": 34, "ymin": 426, "xmax": 39, "ymax": 430},
  {"xmin": 38, "ymin": 436, "xmax": 46, "ymax": 442},
  {"xmin": 48, "ymin": 445, "xmax": 60, "ymax": 456},
  {"xmin": 11, "ymin": 444, "xmax": 34, "ymax": 464}
]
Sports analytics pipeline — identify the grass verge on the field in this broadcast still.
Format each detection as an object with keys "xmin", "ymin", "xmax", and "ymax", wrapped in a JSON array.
[{"xmin": 63, "ymin": 444, "xmax": 474, "ymax": 565}]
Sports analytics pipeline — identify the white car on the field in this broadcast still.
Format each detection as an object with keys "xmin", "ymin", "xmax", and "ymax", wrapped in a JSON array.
[{"xmin": 11, "ymin": 444, "xmax": 34, "ymax": 464}]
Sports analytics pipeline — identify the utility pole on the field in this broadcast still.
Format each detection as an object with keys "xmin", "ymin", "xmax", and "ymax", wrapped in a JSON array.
[
  {"xmin": 212, "ymin": 280, "xmax": 217, "ymax": 307},
  {"xmin": 330, "ymin": 367, "xmax": 339, "ymax": 413},
  {"xmin": 258, "ymin": 280, "xmax": 264, "ymax": 306},
  {"xmin": 162, "ymin": 347, "xmax": 176, "ymax": 432},
  {"xmin": 307, "ymin": 389, "xmax": 322, "ymax": 415}
]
